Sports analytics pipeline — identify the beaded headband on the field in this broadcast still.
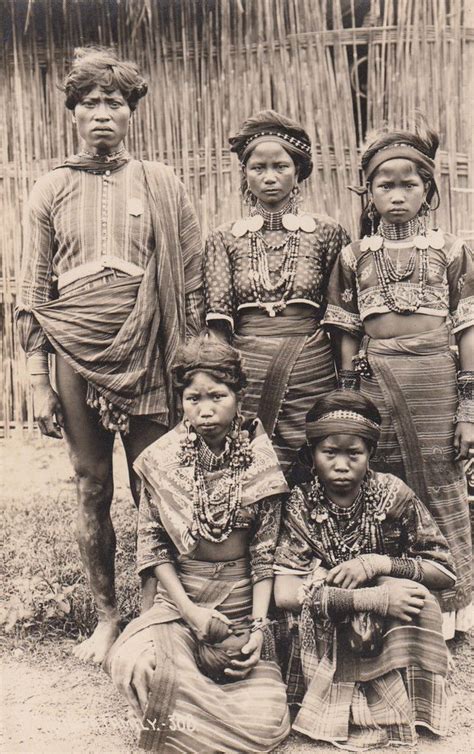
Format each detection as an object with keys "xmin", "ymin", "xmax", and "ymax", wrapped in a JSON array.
[
  {"xmin": 239, "ymin": 130, "xmax": 312, "ymax": 162},
  {"xmin": 306, "ymin": 410, "xmax": 381, "ymax": 444},
  {"xmin": 364, "ymin": 143, "xmax": 435, "ymax": 181}
]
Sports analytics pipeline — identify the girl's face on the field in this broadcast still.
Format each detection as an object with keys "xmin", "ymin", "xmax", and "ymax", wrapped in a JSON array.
[
  {"xmin": 244, "ymin": 142, "xmax": 297, "ymax": 211},
  {"xmin": 182, "ymin": 371, "xmax": 238, "ymax": 453},
  {"xmin": 74, "ymin": 86, "xmax": 131, "ymax": 153},
  {"xmin": 311, "ymin": 434, "xmax": 370, "ymax": 504},
  {"xmin": 370, "ymin": 158, "xmax": 429, "ymax": 224}
]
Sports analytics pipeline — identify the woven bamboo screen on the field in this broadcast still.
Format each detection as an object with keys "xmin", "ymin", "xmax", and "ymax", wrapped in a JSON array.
[{"xmin": 2, "ymin": 0, "xmax": 473, "ymax": 435}]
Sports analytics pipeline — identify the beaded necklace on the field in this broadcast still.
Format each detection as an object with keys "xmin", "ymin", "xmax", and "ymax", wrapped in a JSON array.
[
  {"xmin": 307, "ymin": 473, "xmax": 388, "ymax": 567},
  {"xmin": 178, "ymin": 421, "xmax": 254, "ymax": 543},
  {"xmin": 247, "ymin": 197, "xmax": 301, "ymax": 317},
  {"xmin": 362, "ymin": 218, "xmax": 430, "ymax": 314}
]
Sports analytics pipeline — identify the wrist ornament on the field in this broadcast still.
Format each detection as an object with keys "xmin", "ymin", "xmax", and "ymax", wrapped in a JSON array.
[
  {"xmin": 308, "ymin": 582, "xmax": 390, "ymax": 619},
  {"xmin": 27, "ymin": 351, "xmax": 50, "ymax": 377},
  {"xmin": 356, "ymin": 554, "xmax": 391, "ymax": 580},
  {"xmin": 250, "ymin": 617, "xmax": 272, "ymax": 633},
  {"xmin": 454, "ymin": 371, "xmax": 474, "ymax": 423},
  {"xmin": 389, "ymin": 557, "xmax": 423, "ymax": 582},
  {"xmin": 337, "ymin": 369, "xmax": 361, "ymax": 391}
]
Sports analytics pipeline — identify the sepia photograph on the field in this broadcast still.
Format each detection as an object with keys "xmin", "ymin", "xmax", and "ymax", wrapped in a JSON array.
[{"xmin": 2, "ymin": 1, "xmax": 473, "ymax": 752}]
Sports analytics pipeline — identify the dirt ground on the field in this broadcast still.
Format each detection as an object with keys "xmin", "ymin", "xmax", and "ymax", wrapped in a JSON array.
[{"xmin": 1, "ymin": 437, "xmax": 472, "ymax": 754}]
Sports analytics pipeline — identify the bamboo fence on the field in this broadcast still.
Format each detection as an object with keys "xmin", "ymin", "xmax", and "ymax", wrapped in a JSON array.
[{"xmin": 2, "ymin": 0, "xmax": 473, "ymax": 436}]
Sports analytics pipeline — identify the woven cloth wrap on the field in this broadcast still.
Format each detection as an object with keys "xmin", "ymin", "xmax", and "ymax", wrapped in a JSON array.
[{"xmin": 194, "ymin": 617, "xmax": 251, "ymax": 684}]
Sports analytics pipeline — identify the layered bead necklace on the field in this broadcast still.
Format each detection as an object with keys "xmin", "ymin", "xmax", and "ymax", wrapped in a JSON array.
[
  {"xmin": 361, "ymin": 217, "xmax": 444, "ymax": 314},
  {"xmin": 247, "ymin": 198, "xmax": 301, "ymax": 316},
  {"xmin": 307, "ymin": 473, "xmax": 388, "ymax": 567},
  {"xmin": 178, "ymin": 421, "xmax": 253, "ymax": 543}
]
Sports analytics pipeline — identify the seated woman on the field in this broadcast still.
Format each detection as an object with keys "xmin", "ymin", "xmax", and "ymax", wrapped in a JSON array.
[
  {"xmin": 105, "ymin": 337, "xmax": 290, "ymax": 753},
  {"xmin": 274, "ymin": 390, "xmax": 456, "ymax": 751}
]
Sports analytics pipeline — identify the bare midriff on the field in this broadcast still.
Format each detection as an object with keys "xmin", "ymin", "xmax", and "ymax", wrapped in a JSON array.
[
  {"xmin": 244, "ymin": 302, "xmax": 316, "ymax": 318},
  {"xmin": 364, "ymin": 312, "xmax": 446, "ymax": 339},
  {"xmin": 192, "ymin": 528, "xmax": 250, "ymax": 562}
]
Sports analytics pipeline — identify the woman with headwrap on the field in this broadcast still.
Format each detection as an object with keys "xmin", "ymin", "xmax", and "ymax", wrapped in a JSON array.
[
  {"xmin": 105, "ymin": 336, "xmax": 290, "ymax": 753},
  {"xmin": 204, "ymin": 110, "xmax": 350, "ymax": 476},
  {"xmin": 274, "ymin": 390, "xmax": 455, "ymax": 750},
  {"xmin": 323, "ymin": 120, "xmax": 473, "ymax": 638}
]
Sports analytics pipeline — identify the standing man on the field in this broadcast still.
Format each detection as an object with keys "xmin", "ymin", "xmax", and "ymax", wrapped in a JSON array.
[{"xmin": 16, "ymin": 47, "xmax": 203, "ymax": 663}]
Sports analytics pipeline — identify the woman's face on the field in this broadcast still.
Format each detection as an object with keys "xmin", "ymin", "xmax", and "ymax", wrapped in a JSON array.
[
  {"xmin": 74, "ymin": 86, "xmax": 131, "ymax": 154},
  {"xmin": 311, "ymin": 434, "xmax": 370, "ymax": 504},
  {"xmin": 370, "ymin": 158, "xmax": 429, "ymax": 224},
  {"xmin": 244, "ymin": 142, "xmax": 297, "ymax": 211},
  {"xmin": 182, "ymin": 372, "xmax": 238, "ymax": 453}
]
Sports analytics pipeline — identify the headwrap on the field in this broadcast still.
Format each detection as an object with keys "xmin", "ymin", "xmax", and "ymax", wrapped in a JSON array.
[
  {"xmin": 363, "ymin": 142, "xmax": 435, "ymax": 181},
  {"xmin": 348, "ymin": 142, "xmax": 436, "ymax": 196},
  {"xmin": 172, "ymin": 337, "xmax": 247, "ymax": 393},
  {"xmin": 229, "ymin": 109, "xmax": 313, "ymax": 181},
  {"xmin": 306, "ymin": 410, "xmax": 381, "ymax": 445}
]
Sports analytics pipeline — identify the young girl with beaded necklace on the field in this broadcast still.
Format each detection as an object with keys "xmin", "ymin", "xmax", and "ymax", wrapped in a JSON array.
[
  {"xmin": 323, "ymin": 120, "xmax": 473, "ymax": 638},
  {"xmin": 274, "ymin": 390, "xmax": 455, "ymax": 750},
  {"xmin": 105, "ymin": 336, "xmax": 290, "ymax": 752},
  {"xmin": 204, "ymin": 110, "xmax": 350, "ymax": 477}
]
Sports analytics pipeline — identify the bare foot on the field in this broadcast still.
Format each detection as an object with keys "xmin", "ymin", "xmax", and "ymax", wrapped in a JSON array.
[{"xmin": 73, "ymin": 620, "xmax": 121, "ymax": 664}]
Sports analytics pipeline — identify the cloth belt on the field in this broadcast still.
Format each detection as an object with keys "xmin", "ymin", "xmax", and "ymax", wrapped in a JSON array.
[{"xmin": 57, "ymin": 256, "xmax": 144, "ymax": 291}]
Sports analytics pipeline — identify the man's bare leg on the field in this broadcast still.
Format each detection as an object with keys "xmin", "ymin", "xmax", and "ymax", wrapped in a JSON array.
[
  {"xmin": 122, "ymin": 415, "xmax": 168, "ymax": 612},
  {"xmin": 56, "ymin": 355, "xmax": 120, "ymax": 663}
]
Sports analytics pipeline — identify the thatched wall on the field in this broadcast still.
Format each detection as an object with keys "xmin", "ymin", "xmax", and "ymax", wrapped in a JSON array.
[{"xmin": 2, "ymin": 0, "xmax": 473, "ymax": 435}]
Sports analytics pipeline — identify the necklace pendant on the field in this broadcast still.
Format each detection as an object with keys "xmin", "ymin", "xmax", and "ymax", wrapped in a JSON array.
[
  {"xmin": 247, "ymin": 214, "xmax": 264, "ymax": 232},
  {"xmin": 368, "ymin": 235, "xmax": 384, "ymax": 251},
  {"xmin": 426, "ymin": 229, "xmax": 445, "ymax": 250},
  {"xmin": 231, "ymin": 219, "xmax": 248, "ymax": 238},
  {"xmin": 282, "ymin": 213, "xmax": 299, "ymax": 231},
  {"xmin": 211, "ymin": 527, "xmax": 222, "ymax": 538},
  {"xmin": 299, "ymin": 214, "xmax": 316, "ymax": 233},
  {"xmin": 413, "ymin": 234, "xmax": 429, "ymax": 250}
]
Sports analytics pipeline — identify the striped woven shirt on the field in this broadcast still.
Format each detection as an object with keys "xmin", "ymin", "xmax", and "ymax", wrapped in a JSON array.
[{"xmin": 17, "ymin": 158, "xmax": 203, "ymax": 354}]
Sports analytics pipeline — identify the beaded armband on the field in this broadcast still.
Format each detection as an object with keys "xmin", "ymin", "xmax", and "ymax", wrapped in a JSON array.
[
  {"xmin": 356, "ymin": 553, "xmax": 391, "ymax": 581},
  {"xmin": 454, "ymin": 371, "xmax": 474, "ymax": 423},
  {"xmin": 250, "ymin": 616, "xmax": 273, "ymax": 633},
  {"xmin": 337, "ymin": 369, "xmax": 361, "ymax": 391}
]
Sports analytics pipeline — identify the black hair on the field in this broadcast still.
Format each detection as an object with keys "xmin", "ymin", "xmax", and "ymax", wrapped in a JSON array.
[
  {"xmin": 359, "ymin": 118, "xmax": 440, "ymax": 236},
  {"xmin": 172, "ymin": 336, "xmax": 247, "ymax": 397},
  {"xmin": 62, "ymin": 47, "xmax": 148, "ymax": 111}
]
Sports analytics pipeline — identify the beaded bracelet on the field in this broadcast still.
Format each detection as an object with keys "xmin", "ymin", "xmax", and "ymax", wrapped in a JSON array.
[
  {"xmin": 337, "ymin": 369, "xmax": 361, "ymax": 392},
  {"xmin": 389, "ymin": 557, "xmax": 423, "ymax": 582},
  {"xmin": 353, "ymin": 583, "xmax": 390, "ymax": 616},
  {"xmin": 454, "ymin": 371, "xmax": 474, "ymax": 424},
  {"xmin": 356, "ymin": 554, "xmax": 391, "ymax": 581},
  {"xmin": 250, "ymin": 617, "xmax": 272, "ymax": 633}
]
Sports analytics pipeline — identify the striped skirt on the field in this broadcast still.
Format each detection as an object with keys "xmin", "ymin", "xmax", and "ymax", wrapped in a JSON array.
[
  {"xmin": 280, "ymin": 587, "xmax": 450, "ymax": 750},
  {"xmin": 234, "ymin": 319, "xmax": 336, "ymax": 476},
  {"xmin": 360, "ymin": 326, "xmax": 471, "ymax": 623},
  {"xmin": 105, "ymin": 559, "xmax": 290, "ymax": 753}
]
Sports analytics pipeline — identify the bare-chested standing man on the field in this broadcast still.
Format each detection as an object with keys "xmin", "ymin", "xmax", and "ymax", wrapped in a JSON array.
[{"xmin": 16, "ymin": 47, "xmax": 203, "ymax": 663}]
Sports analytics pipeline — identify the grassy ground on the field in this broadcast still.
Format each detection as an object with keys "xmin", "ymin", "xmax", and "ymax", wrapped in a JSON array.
[{"xmin": 1, "ymin": 436, "xmax": 472, "ymax": 753}]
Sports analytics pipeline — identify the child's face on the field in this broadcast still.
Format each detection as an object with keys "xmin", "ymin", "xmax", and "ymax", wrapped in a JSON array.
[
  {"xmin": 311, "ymin": 434, "xmax": 370, "ymax": 501},
  {"xmin": 370, "ymin": 158, "xmax": 428, "ymax": 224},
  {"xmin": 182, "ymin": 371, "xmax": 238, "ymax": 452}
]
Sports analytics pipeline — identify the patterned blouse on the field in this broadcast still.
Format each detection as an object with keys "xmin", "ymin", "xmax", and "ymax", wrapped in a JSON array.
[
  {"xmin": 324, "ymin": 232, "xmax": 473, "ymax": 335},
  {"xmin": 135, "ymin": 419, "xmax": 289, "ymax": 584},
  {"xmin": 204, "ymin": 214, "xmax": 350, "ymax": 331},
  {"xmin": 275, "ymin": 471, "xmax": 456, "ymax": 579},
  {"xmin": 17, "ymin": 158, "xmax": 203, "ymax": 354}
]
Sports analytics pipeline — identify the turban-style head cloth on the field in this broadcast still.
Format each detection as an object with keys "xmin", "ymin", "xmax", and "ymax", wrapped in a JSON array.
[
  {"xmin": 172, "ymin": 335, "xmax": 247, "ymax": 395},
  {"xmin": 229, "ymin": 109, "xmax": 313, "ymax": 181},
  {"xmin": 305, "ymin": 390, "xmax": 382, "ymax": 448}
]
